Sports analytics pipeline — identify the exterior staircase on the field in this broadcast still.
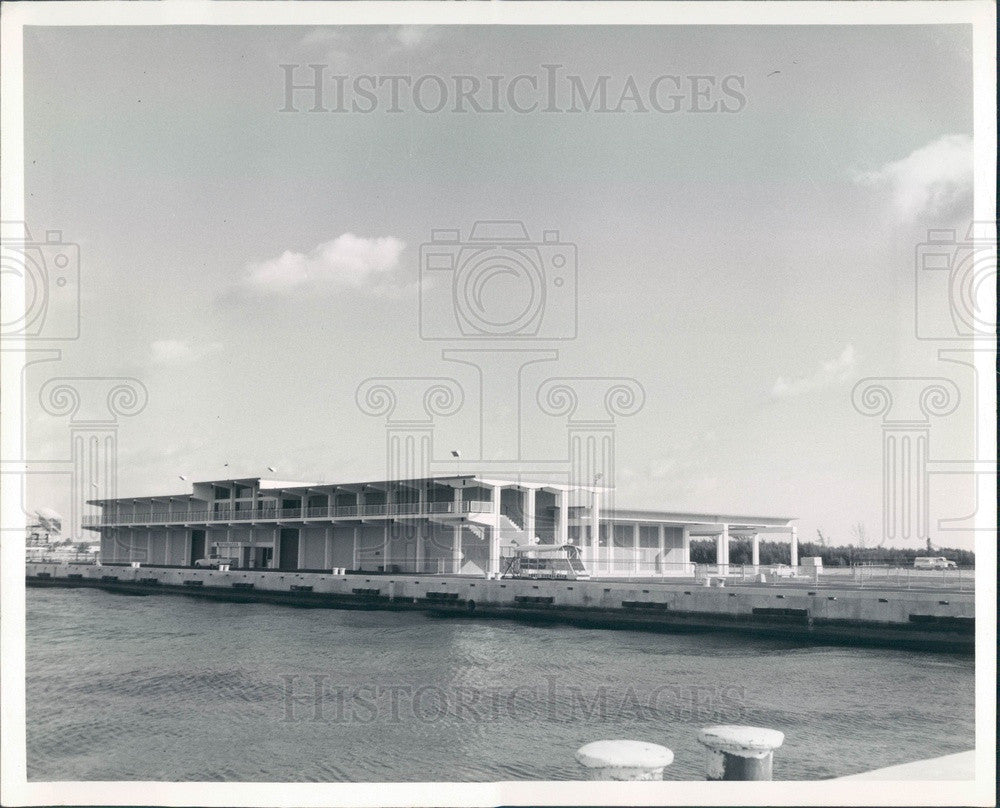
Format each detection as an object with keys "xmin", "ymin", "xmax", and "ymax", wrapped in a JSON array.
[{"xmin": 460, "ymin": 511, "xmax": 539, "ymax": 549}]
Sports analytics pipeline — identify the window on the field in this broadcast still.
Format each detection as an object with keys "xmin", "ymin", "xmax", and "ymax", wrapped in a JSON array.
[
  {"xmin": 213, "ymin": 485, "xmax": 229, "ymax": 500},
  {"xmin": 639, "ymin": 525, "xmax": 659, "ymax": 549}
]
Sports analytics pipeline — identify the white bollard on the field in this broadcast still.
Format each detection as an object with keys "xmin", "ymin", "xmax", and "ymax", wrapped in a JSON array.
[
  {"xmin": 698, "ymin": 725, "xmax": 784, "ymax": 780},
  {"xmin": 575, "ymin": 740, "xmax": 674, "ymax": 781},
  {"xmin": 131, "ymin": 561, "xmax": 141, "ymax": 568},
  {"xmin": 218, "ymin": 564, "xmax": 230, "ymax": 572}
]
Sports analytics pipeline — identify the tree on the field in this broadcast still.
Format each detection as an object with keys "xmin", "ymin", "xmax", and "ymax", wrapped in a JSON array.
[{"xmin": 815, "ymin": 528, "xmax": 829, "ymax": 548}]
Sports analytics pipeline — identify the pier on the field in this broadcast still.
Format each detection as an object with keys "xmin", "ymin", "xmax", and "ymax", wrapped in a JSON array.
[{"xmin": 26, "ymin": 561, "xmax": 974, "ymax": 653}]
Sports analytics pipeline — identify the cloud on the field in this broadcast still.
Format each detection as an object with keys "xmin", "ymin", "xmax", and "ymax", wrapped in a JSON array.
[
  {"xmin": 392, "ymin": 26, "xmax": 438, "ymax": 51},
  {"xmin": 770, "ymin": 344, "xmax": 856, "ymax": 399},
  {"xmin": 150, "ymin": 339, "xmax": 222, "ymax": 366},
  {"xmin": 242, "ymin": 233, "xmax": 408, "ymax": 296},
  {"xmin": 298, "ymin": 29, "xmax": 350, "ymax": 49},
  {"xmin": 296, "ymin": 26, "xmax": 439, "ymax": 69},
  {"xmin": 854, "ymin": 134, "xmax": 973, "ymax": 221}
]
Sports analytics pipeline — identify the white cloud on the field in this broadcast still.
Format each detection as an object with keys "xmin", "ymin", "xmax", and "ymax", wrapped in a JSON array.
[
  {"xmin": 150, "ymin": 339, "xmax": 222, "ymax": 366},
  {"xmin": 393, "ymin": 26, "xmax": 438, "ymax": 51},
  {"xmin": 770, "ymin": 344, "xmax": 856, "ymax": 399},
  {"xmin": 298, "ymin": 29, "xmax": 350, "ymax": 49},
  {"xmin": 242, "ymin": 233, "xmax": 408, "ymax": 295},
  {"xmin": 855, "ymin": 134, "xmax": 973, "ymax": 221}
]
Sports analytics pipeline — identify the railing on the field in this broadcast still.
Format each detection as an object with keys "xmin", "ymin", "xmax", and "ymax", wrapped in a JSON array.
[
  {"xmin": 586, "ymin": 560, "xmax": 698, "ymax": 578},
  {"xmin": 687, "ymin": 563, "xmax": 975, "ymax": 591},
  {"xmin": 25, "ymin": 551, "xmax": 100, "ymax": 564},
  {"xmin": 82, "ymin": 499, "xmax": 494, "ymax": 527}
]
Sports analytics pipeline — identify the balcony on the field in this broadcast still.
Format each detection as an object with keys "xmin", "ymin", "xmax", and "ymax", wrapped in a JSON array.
[{"xmin": 82, "ymin": 499, "xmax": 493, "ymax": 528}]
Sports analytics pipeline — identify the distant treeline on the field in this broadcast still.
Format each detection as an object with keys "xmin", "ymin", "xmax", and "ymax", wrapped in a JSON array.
[{"xmin": 688, "ymin": 538, "xmax": 975, "ymax": 567}]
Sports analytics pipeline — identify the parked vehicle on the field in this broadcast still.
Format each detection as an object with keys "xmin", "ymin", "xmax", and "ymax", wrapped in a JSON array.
[
  {"xmin": 194, "ymin": 554, "xmax": 238, "ymax": 569},
  {"xmin": 913, "ymin": 556, "xmax": 957, "ymax": 570}
]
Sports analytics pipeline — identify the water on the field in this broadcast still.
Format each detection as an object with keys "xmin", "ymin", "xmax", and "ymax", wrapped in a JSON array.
[{"xmin": 27, "ymin": 587, "xmax": 974, "ymax": 781}]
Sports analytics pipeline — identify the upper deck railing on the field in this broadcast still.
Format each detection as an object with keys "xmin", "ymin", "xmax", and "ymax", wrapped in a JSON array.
[{"xmin": 82, "ymin": 499, "xmax": 493, "ymax": 527}]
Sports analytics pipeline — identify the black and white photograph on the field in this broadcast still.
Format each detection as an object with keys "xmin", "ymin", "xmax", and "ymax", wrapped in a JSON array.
[{"xmin": 1, "ymin": 2, "xmax": 995, "ymax": 806}]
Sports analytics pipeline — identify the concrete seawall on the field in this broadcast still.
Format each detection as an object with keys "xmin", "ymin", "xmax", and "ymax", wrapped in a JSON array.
[{"xmin": 26, "ymin": 563, "xmax": 974, "ymax": 653}]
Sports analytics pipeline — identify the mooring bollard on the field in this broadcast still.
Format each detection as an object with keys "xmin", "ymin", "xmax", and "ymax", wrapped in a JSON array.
[
  {"xmin": 575, "ymin": 739, "xmax": 674, "ymax": 780},
  {"xmin": 697, "ymin": 725, "xmax": 784, "ymax": 780},
  {"xmin": 131, "ymin": 561, "xmax": 141, "ymax": 568}
]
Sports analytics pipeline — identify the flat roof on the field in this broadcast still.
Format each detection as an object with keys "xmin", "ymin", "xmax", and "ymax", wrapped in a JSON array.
[
  {"xmin": 88, "ymin": 473, "xmax": 611, "ymax": 504},
  {"xmin": 85, "ymin": 476, "xmax": 792, "ymax": 524},
  {"xmin": 592, "ymin": 507, "xmax": 796, "ymax": 527}
]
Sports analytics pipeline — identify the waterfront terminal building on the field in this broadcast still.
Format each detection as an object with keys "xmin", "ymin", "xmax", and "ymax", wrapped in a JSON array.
[{"xmin": 84, "ymin": 475, "xmax": 797, "ymax": 577}]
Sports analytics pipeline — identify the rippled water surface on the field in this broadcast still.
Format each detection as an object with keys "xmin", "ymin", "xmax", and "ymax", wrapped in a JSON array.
[{"xmin": 27, "ymin": 587, "xmax": 974, "ymax": 781}]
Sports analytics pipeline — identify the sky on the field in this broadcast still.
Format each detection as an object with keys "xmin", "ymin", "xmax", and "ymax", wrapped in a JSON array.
[{"xmin": 19, "ymin": 23, "xmax": 981, "ymax": 549}]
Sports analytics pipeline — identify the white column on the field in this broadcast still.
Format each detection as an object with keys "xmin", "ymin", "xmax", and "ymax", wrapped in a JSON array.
[
  {"xmin": 324, "ymin": 526, "xmax": 332, "ymax": 569},
  {"xmin": 590, "ymin": 489, "xmax": 601, "ymax": 572},
  {"xmin": 633, "ymin": 523, "xmax": 640, "ymax": 575},
  {"xmin": 717, "ymin": 524, "xmax": 730, "ymax": 574},
  {"xmin": 146, "ymin": 529, "xmax": 151, "ymax": 563},
  {"xmin": 752, "ymin": 533, "xmax": 760, "ymax": 569},
  {"xmin": 297, "ymin": 532, "xmax": 305, "ymax": 569},
  {"xmin": 524, "ymin": 488, "xmax": 536, "ymax": 542},
  {"xmin": 383, "ymin": 486, "xmax": 393, "ymax": 568},
  {"xmin": 352, "ymin": 526, "xmax": 360, "ymax": 570},
  {"xmin": 416, "ymin": 485, "xmax": 426, "ymax": 573},
  {"xmin": 790, "ymin": 526, "xmax": 798, "ymax": 568},
  {"xmin": 657, "ymin": 524, "xmax": 665, "ymax": 575},
  {"xmin": 452, "ymin": 487, "xmax": 463, "ymax": 573},
  {"xmin": 382, "ymin": 522, "xmax": 390, "ymax": 570},
  {"xmin": 682, "ymin": 526, "xmax": 691, "ymax": 574},
  {"xmin": 558, "ymin": 490, "xmax": 569, "ymax": 545},
  {"xmin": 489, "ymin": 484, "xmax": 501, "ymax": 576},
  {"xmin": 271, "ymin": 526, "xmax": 280, "ymax": 569}
]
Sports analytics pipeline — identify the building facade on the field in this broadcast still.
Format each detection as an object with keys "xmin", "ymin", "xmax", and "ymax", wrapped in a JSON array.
[{"xmin": 84, "ymin": 475, "xmax": 797, "ymax": 576}]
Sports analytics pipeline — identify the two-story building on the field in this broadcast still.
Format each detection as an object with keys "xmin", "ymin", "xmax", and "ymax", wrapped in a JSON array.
[{"xmin": 84, "ymin": 474, "xmax": 797, "ymax": 577}]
